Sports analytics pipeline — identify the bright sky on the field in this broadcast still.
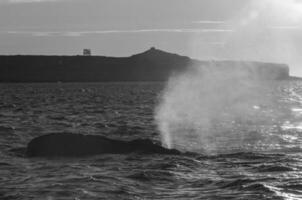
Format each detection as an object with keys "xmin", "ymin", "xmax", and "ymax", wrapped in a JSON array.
[{"xmin": 0, "ymin": 0, "xmax": 302, "ymax": 75}]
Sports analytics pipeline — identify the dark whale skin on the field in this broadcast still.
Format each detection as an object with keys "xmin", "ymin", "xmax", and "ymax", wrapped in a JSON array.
[{"xmin": 26, "ymin": 133, "xmax": 180, "ymax": 157}]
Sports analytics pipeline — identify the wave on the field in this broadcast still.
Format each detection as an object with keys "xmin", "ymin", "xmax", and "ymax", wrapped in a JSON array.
[{"xmin": 254, "ymin": 165, "xmax": 294, "ymax": 172}]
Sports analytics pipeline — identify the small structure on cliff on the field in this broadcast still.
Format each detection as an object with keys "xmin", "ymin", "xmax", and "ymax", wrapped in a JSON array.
[{"xmin": 83, "ymin": 49, "xmax": 91, "ymax": 56}]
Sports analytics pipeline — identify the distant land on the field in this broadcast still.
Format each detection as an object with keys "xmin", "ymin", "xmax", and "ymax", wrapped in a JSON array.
[{"xmin": 0, "ymin": 47, "xmax": 290, "ymax": 82}]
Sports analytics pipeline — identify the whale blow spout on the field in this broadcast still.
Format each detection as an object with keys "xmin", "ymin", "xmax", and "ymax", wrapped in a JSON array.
[{"xmin": 26, "ymin": 133, "xmax": 181, "ymax": 157}]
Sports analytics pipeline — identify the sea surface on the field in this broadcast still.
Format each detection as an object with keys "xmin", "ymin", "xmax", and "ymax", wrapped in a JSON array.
[{"xmin": 0, "ymin": 82, "xmax": 301, "ymax": 200}]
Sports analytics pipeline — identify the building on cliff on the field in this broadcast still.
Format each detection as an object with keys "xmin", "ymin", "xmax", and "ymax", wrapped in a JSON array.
[{"xmin": 83, "ymin": 49, "xmax": 91, "ymax": 56}]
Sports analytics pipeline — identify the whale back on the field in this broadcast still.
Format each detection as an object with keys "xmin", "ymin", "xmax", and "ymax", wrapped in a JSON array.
[{"xmin": 26, "ymin": 133, "xmax": 180, "ymax": 157}]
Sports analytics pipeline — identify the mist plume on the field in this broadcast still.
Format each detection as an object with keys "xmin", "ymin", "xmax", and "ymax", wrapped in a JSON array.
[{"xmin": 155, "ymin": 0, "xmax": 301, "ymax": 152}]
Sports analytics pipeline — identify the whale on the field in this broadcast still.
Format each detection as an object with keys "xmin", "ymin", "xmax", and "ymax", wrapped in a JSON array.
[{"xmin": 26, "ymin": 133, "xmax": 180, "ymax": 157}]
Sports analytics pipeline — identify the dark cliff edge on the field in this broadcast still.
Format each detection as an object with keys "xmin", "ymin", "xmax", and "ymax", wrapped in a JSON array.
[{"xmin": 0, "ymin": 47, "xmax": 290, "ymax": 82}]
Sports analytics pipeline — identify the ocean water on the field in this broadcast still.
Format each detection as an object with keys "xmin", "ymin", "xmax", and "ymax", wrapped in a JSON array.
[{"xmin": 0, "ymin": 82, "xmax": 301, "ymax": 200}]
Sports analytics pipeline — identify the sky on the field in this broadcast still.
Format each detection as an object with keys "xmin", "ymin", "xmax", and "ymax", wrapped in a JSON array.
[{"xmin": 0, "ymin": 0, "xmax": 302, "ymax": 75}]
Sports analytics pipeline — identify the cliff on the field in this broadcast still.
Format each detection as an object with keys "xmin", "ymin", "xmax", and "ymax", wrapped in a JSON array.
[{"xmin": 0, "ymin": 47, "xmax": 289, "ymax": 82}]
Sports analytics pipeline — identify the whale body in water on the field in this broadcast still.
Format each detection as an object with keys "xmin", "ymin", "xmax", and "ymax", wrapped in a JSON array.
[{"xmin": 26, "ymin": 133, "xmax": 180, "ymax": 157}]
